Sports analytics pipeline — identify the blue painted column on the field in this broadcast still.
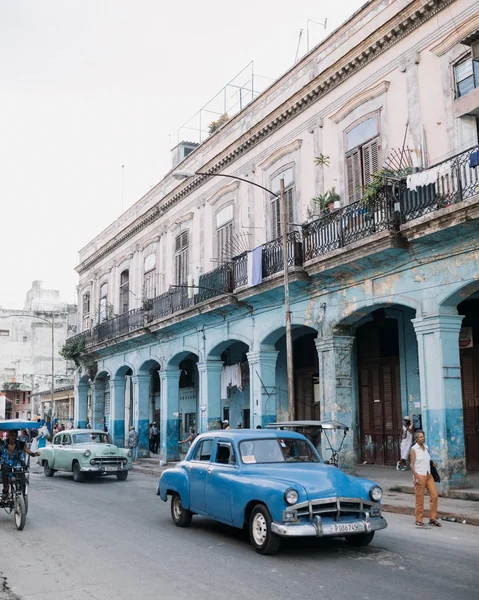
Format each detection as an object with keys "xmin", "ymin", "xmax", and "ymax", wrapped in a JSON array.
[
  {"xmin": 110, "ymin": 377, "xmax": 126, "ymax": 448},
  {"xmin": 197, "ymin": 360, "xmax": 223, "ymax": 432},
  {"xmin": 412, "ymin": 314, "xmax": 466, "ymax": 492},
  {"xmin": 131, "ymin": 374, "xmax": 150, "ymax": 458},
  {"xmin": 247, "ymin": 351, "xmax": 279, "ymax": 428},
  {"xmin": 159, "ymin": 369, "xmax": 181, "ymax": 463},
  {"xmin": 315, "ymin": 336, "xmax": 356, "ymax": 473},
  {"xmin": 91, "ymin": 379, "xmax": 106, "ymax": 431},
  {"xmin": 75, "ymin": 380, "xmax": 89, "ymax": 429}
]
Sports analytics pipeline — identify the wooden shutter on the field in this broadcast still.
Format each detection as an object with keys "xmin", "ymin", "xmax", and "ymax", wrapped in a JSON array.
[
  {"xmin": 362, "ymin": 139, "xmax": 380, "ymax": 186},
  {"xmin": 286, "ymin": 188, "xmax": 294, "ymax": 233},
  {"xmin": 217, "ymin": 221, "xmax": 233, "ymax": 261},
  {"xmin": 461, "ymin": 353, "xmax": 476, "ymax": 429},
  {"xmin": 382, "ymin": 365, "xmax": 393, "ymax": 431},
  {"xmin": 346, "ymin": 150, "xmax": 362, "ymax": 202},
  {"xmin": 271, "ymin": 197, "xmax": 280, "ymax": 239}
]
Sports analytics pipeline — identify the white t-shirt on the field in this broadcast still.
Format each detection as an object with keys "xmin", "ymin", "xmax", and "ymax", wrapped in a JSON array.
[{"xmin": 411, "ymin": 443, "xmax": 431, "ymax": 475}]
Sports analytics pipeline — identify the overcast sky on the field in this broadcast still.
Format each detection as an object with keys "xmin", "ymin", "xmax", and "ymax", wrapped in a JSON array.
[{"xmin": 0, "ymin": 0, "xmax": 365, "ymax": 308}]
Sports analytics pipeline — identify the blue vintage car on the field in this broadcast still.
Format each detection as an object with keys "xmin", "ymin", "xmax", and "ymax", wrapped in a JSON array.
[{"xmin": 158, "ymin": 429, "xmax": 387, "ymax": 554}]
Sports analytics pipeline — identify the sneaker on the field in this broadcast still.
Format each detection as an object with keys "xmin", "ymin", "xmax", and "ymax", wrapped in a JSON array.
[
  {"xmin": 415, "ymin": 521, "xmax": 426, "ymax": 527},
  {"xmin": 429, "ymin": 519, "xmax": 442, "ymax": 527},
  {"xmin": 399, "ymin": 465, "xmax": 408, "ymax": 471},
  {"xmin": 396, "ymin": 462, "xmax": 401, "ymax": 471}
]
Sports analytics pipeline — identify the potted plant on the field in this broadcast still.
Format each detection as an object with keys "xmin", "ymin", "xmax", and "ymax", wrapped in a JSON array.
[
  {"xmin": 311, "ymin": 192, "xmax": 331, "ymax": 215},
  {"xmin": 328, "ymin": 187, "xmax": 341, "ymax": 211}
]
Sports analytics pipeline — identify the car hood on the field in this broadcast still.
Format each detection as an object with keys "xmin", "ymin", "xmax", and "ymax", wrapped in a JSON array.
[
  {"xmin": 76, "ymin": 444, "xmax": 124, "ymax": 455},
  {"xmin": 242, "ymin": 463, "xmax": 376, "ymax": 501}
]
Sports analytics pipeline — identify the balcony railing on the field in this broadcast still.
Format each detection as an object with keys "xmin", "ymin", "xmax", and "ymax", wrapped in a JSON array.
[
  {"xmin": 196, "ymin": 264, "xmax": 234, "ymax": 302},
  {"xmin": 302, "ymin": 188, "xmax": 394, "ymax": 262},
  {"xmin": 400, "ymin": 145, "xmax": 479, "ymax": 222},
  {"xmin": 91, "ymin": 308, "xmax": 144, "ymax": 345}
]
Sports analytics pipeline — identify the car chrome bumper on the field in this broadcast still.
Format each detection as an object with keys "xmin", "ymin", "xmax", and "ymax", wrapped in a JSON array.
[
  {"xmin": 80, "ymin": 465, "xmax": 131, "ymax": 473},
  {"xmin": 271, "ymin": 514, "xmax": 387, "ymax": 538}
]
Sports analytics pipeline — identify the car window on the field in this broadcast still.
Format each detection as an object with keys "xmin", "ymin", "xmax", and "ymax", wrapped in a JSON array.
[
  {"xmin": 192, "ymin": 439, "xmax": 213, "ymax": 461},
  {"xmin": 53, "ymin": 436, "xmax": 62, "ymax": 446},
  {"xmin": 239, "ymin": 438, "xmax": 320, "ymax": 464},
  {"xmin": 72, "ymin": 432, "xmax": 108, "ymax": 444},
  {"xmin": 214, "ymin": 442, "xmax": 236, "ymax": 465},
  {"xmin": 63, "ymin": 435, "xmax": 72, "ymax": 445}
]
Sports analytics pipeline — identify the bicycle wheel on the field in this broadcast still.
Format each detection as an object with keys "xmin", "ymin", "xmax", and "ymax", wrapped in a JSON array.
[{"xmin": 14, "ymin": 494, "xmax": 26, "ymax": 530}]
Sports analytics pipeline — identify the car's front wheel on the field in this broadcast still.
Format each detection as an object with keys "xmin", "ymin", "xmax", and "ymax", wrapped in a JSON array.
[
  {"xmin": 43, "ymin": 462, "xmax": 55, "ymax": 478},
  {"xmin": 72, "ymin": 461, "xmax": 85, "ymax": 483},
  {"xmin": 170, "ymin": 492, "xmax": 192, "ymax": 527},
  {"xmin": 249, "ymin": 504, "xmax": 281, "ymax": 555},
  {"xmin": 345, "ymin": 531, "xmax": 375, "ymax": 547},
  {"xmin": 116, "ymin": 471, "xmax": 128, "ymax": 481}
]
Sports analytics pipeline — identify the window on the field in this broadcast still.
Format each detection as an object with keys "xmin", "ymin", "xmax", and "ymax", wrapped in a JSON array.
[
  {"xmin": 143, "ymin": 254, "xmax": 157, "ymax": 300},
  {"xmin": 0, "ymin": 330, "xmax": 9, "ymax": 336},
  {"xmin": 119, "ymin": 270, "xmax": 129, "ymax": 314},
  {"xmin": 239, "ymin": 438, "xmax": 319, "ymax": 464},
  {"xmin": 216, "ymin": 205, "xmax": 234, "ymax": 262},
  {"xmin": 345, "ymin": 114, "xmax": 380, "ymax": 203},
  {"xmin": 455, "ymin": 57, "xmax": 479, "ymax": 98},
  {"xmin": 270, "ymin": 167, "xmax": 295, "ymax": 239},
  {"xmin": 99, "ymin": 282, "xmax": 108, "ymax": 323},
  {"xmin": 15, "ymin": 398, "xmax": 20, "ymax": 405},
  {"xmin": 174, "ymin": 231, "xmax": 189, "ymax": 285},
  {"xmin": 53, "ymin": 435, "xmax": 62, "ymax": 446},
  {"xmin": 82, "ymin": 291, "xmax": 91, "ymax": 330},
  {"xmin": 63, "ymin": 435, "xmax": 72, "ymax": 445},
  {"xmin": 192, "ymin": 439, "xmax": 213, "ymax": 461},
  {"xmin": 223, "ymin": 407, "xmax": 230, "ymax": 423},
  {"xmin": 214, "ymin": 442, "xmax": 236, "ymax": 465},
  {"xmin": 23, "ymin": 336, "xmax": 28, "ymax": 343},
  {"xmin": 15, "ymin": 412, "xmax": 19, "ymax": 419}
]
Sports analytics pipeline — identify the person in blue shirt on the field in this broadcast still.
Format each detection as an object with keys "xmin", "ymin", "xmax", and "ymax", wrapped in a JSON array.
[{"xmin": 0, "ymin": 429, "xmax": 40, "ymax": 500}]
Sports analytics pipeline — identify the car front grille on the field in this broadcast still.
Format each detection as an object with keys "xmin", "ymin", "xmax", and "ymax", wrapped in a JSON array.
[
  {"xmin": 90, "ymin": 457, "xmax": 127, "ymax": 466},
  {"xmin": 295, "ymin": 497, "xmax": 377, "ymax": 521}
]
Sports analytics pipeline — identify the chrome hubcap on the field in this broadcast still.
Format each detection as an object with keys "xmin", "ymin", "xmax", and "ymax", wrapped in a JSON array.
[
  {"xmin": 252, "ymin": 513, "xmax": 267, "ymax": 546},
  {"xmin": 173, "ymin": 497, "xmax": 182, "ymax": 520}
]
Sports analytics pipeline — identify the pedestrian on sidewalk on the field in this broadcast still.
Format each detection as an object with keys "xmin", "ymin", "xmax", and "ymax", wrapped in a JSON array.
[
  {"xmin": 151, "ymin": 422, "xmax": 159, "ymax": 454},
  {"xmin": 128, "ymin": 426, "xmax": 139, "ymax": 462},
  {"xmin": 410, "ymin": 430, "xmax": 441, "ymax": 528},
  {"xmin": 397, "ymin": 416, "xmax": 414, "ymax": 471},
  {"xmin": 149, "ymin": 423, "xmax": 154, "ymax": 453},
  {"xmin": 178, "ymin": 428, "xmax": 196, "ymax": 452}
]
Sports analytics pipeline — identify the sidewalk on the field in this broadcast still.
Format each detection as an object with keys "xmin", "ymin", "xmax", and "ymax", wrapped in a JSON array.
[{"xmin": 134, "ymin": 458, "xmax": 479, "ymax": 526}]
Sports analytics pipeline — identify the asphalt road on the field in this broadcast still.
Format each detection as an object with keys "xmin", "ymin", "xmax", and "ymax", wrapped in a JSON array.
[{"xmin": 1, "ymin": 468, "xmax": 478, "ymax": 600}]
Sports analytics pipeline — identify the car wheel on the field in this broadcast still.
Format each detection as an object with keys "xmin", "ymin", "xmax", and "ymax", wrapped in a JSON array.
[
  {"xmin": 249, "ymin": 504, "xmax": 281, "ymax": 555},
  {"xmin": 43, "ymin": 462, "xmax": 55, "ymax": 478},
  {"xmin": 170, "ymin": 492, "xmax": 192, "ymax": 527},
  {"xmin": 116, "ymin": 471, "xmax": 128, "ymax": 481},
  {"xmin": 72, "ymin": 462, "xmax": 85, "ymax": 483},
  {"xmin": 345, "ymin": 531, "xmax": 375, "ymax": 547}
]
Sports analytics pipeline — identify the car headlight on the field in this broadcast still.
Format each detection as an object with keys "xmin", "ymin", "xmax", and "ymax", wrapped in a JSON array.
[
  {"xmin": 284, "ymin": 488, "xmax": 299, "ymax": 505},
  {"xmin": 369, "ymin": 486, "xmax": 383, "ymax": 502},
  {"xmin": 83, "ymin": 450, "xmax": 91, "ymax": 458},
  {"xmin": 127, "ymin": 450, "xmax": 132, "ymax": 458}
]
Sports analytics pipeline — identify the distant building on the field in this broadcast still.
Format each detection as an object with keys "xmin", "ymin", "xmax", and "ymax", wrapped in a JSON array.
[{"xmin": 0, "ymin": 281, "xmax": 77, "ymax": 420}]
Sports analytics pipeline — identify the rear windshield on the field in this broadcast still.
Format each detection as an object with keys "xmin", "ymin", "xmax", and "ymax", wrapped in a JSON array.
[{"xmin": 239, "ymin": 438, "xmax": 319, "ymax": 464}]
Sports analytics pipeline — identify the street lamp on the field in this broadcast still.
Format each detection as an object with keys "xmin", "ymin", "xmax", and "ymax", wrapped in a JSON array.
[
  {"xmin": 173, "ymin": 169, "xmax": 295, "ymax": 421},
  {"xmin": 0, "ymin": 313, "xmax": 55, "ymax": 428}
]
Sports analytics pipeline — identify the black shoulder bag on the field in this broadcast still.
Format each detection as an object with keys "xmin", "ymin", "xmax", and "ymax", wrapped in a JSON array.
[{"xmin": 430, "ymin": 460, "xmax": 440, "ymax": 483}]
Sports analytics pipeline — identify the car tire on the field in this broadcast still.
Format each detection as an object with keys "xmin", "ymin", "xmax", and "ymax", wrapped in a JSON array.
[
  {"xmin": 249, "ymin": 504, "xmax": 281, "ymax": 555},
  {"xmin": 345, "ymin": 531, "xmax": 375, "ymax": 547},
  {"xmin": 170, "ymin": 492, "xmax": 192, "ymax": 527},
  {"xmin": 43, "ymin": 462, "xmax": 55, "ymax": 478},
  {"xmin": 116, "ymin": 471, "xmax": 128, "ymax": 481},
  {"xmin": 72, "ymin": 461, "xmax": 85, "ymax": 483}
]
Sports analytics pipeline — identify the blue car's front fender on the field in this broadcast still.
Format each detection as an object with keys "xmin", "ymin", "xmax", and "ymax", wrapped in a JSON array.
[{"xmin": 159, "ymin": 467, "xmax": 189, "ymax": 507}]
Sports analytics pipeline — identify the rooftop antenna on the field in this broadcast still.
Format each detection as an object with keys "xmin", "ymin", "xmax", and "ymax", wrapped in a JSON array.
[
  {"xmin": 294, "ymin": 29, "xmax": 304, "ymax": 64},
  {"xmin": 307, "ymin": 18, "xmax": 328, "ymax": 52}
]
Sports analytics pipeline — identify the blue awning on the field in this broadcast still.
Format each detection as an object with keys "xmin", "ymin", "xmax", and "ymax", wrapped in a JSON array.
[{"xmin": 0, "ymin": 419, "xmax": 41, "ymax": 431}]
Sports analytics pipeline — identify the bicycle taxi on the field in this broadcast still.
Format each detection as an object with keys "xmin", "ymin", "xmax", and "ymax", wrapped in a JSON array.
[
  {"xmin": 0, "ymin": 418, "xmax": 41, "ymax": 530},
  {"xmin": 265, "ymin": 420, "xmax": 349, "ymax": 467}
]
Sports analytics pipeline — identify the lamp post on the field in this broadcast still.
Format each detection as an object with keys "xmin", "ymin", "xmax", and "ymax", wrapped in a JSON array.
[
  {"xmin": 173, "ymin": 170, "xmax": 295, "ymax": 421},
  {"xmin": 0, "ymin": 313, "xmax": 55, "ymax": 427}
]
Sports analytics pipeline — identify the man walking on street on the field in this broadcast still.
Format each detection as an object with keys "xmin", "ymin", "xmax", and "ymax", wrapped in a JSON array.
[
  {"xmin": 128, "ymin": 426, "xmax": 139, "ymax": 462},
  {"xmin": 151, "ymin": 422, "xmax": 159, "ymax": 454},
  {"xmin": 397, "ymin": 415, "xmax": 414, "ymax": 470}
]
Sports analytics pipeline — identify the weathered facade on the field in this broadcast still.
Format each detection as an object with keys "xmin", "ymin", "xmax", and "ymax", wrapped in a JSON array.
[{"xmin": 70, "ymin": 0, "xmax": 479, "ymax": 490}]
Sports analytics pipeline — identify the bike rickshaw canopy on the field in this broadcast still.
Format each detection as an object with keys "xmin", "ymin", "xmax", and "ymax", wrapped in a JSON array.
[{"xmin": 0, "ymin": 419, "xmax": 41, "ymax": 431}]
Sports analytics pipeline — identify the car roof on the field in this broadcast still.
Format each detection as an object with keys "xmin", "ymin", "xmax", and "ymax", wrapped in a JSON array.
[
  {"xmin": 196, "ymin": 429, "xmax": 307, "ymax": 441},
  {"xmin": 54, "ymin": 429, "xmax": 105, "ymax": 436}
]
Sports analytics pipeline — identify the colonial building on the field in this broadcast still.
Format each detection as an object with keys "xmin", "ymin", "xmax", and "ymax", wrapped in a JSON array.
[
  {"xmin": 0, "ymin": 281, "xmax": 77, "ymax": 420},
  {"xmin": 69, "ymin": 0, "xmax": 479, "ymax": 490}
]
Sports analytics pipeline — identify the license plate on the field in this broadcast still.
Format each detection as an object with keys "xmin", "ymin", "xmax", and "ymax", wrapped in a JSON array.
[
  {"xmin": 103, "ymin": 467, "xmax": 118, "ymax": 472},
  {"xmin": 331, "ymin": 522, "xmax": 359, "ymax": 533}
]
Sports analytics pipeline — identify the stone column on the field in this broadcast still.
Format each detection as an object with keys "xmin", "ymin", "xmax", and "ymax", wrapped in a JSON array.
[
  {"xmin": 412, "ymin": 314, "xmax": 466, "ymax": 492},
  {"xmin": 110, "ymin": 378, "xmax": 126, "ymax": 447},
  {"xmin": 197, "ymin": 360, "xmax": 224, "ymax": 432},
  {"xmin": 90, "ymin": 379, "xmax": 106, "ymax": 430},
  {"xmin": 131, "ymin": 374, "xmax": 151, "ymax": 458},
  {"xmin": 315, "ymin": 336, "xmax": 355, "ymax": 472},
  {"xmin": 247, "ymin": 351, "xmax": 279, "ymax": 428},
  {"xmin": 159, "ymin": 369, "xmax": 181, "ymax": 463},
  {"xmin": 75, "ymin": 381, "xmax": 89, "ymax": 429}
]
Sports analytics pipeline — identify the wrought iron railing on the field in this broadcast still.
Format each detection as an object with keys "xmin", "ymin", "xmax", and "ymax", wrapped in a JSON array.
[
  {"xmin": 196, "ymin": 264, "xmax": 233, "ymax": 302},
  {"xmin": 233, "ymin": 252, "xmax": 248, "ymax": 288},
  {"xmin": 262, "ymin": 230, "xmax": 303, "ymax": 278},
  {"xmin": 400, "ymin": 145, "xmax": 479, "ymax": 222},
  {"xmin": 91, "ymin": 308, "xmax": 144, "ymax": 345},
  {"xmin": 302, "ymin": 189, "xmax": 394, "ymax": 261}
]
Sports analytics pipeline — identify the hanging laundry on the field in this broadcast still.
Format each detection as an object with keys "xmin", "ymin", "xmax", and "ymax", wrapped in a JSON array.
[
  {"xmin": 247, "ymin": 246, "xmax": 263, "ymax": 286},
  {"xmin": 220, "ymin": 363, "xmax": 243, "ymax": 399},
  {"xmin": 469, "ymin": 149, "xmax": 479, "ymax": 169}
]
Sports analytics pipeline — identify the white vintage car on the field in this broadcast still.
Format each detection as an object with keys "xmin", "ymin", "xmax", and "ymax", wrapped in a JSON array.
[{"xmin": 40, "ymin": 429, "xmax": 132, "ymax": 482}]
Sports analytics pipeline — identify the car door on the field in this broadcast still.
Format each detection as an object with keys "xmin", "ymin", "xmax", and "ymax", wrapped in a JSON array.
[
  {"xmin": 59, "ymin": 433, "xmax": 74, "ymax": 470},
  {"xmin": 51, "ymin": 434, "xmax": 65, "ymax": 469},
  {"xmin": 188, "ymin": 439, "xmax": 214, "ymax": 514},
  {"xmin": 205, "ymin": 440, "xmax": 236, "ymax": 524}
]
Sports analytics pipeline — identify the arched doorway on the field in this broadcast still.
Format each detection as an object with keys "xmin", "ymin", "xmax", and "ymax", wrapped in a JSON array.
[{"xmin": 458, "ymin": 297, "xmax": 479, "ymax": 471}]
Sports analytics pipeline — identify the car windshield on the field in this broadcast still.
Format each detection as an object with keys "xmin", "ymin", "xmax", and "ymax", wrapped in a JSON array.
[
  {"xmin": 239, "ymin": 438, "xmax": 320, "ymax": 464},
  {"xmin": 72, "ymin": 433, "xmax": 109, "ymax": 444}
]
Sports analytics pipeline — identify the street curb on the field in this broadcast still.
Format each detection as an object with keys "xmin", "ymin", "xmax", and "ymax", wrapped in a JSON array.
[
  {"xmin": 389, "ymin": 485, "xmax": 479, "ymax": 501},
  {"xmin": 381, "ymin": 503, "xmax": 479, "ymax": 526}
]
